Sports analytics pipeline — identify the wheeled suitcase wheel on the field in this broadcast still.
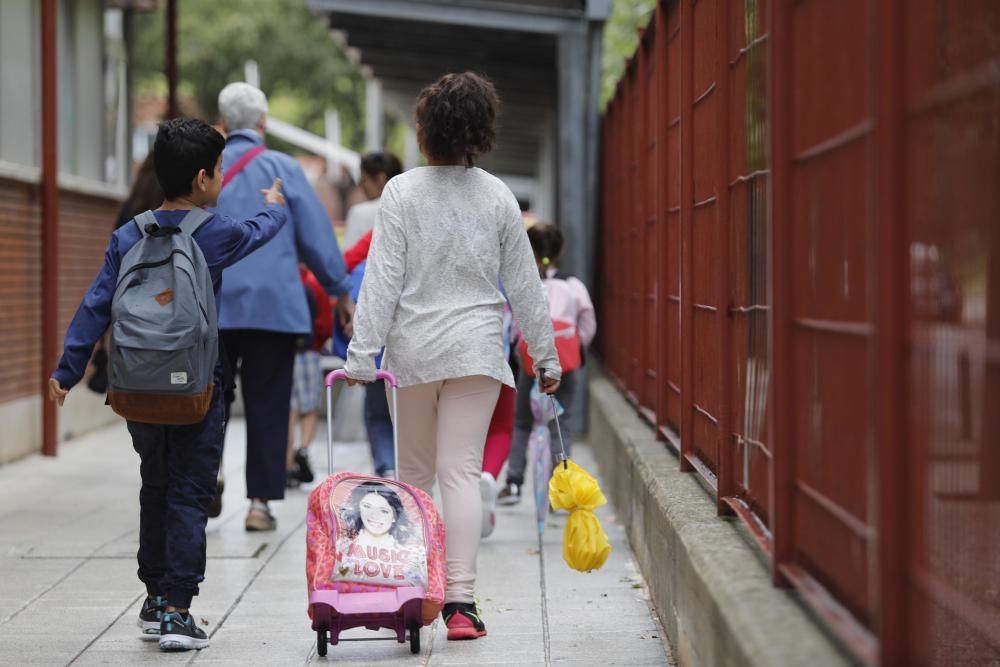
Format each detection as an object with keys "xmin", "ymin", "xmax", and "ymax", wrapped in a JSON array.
[{"xmin": 409, "ymin": 625, "xmax": 420, "ymax": 654}]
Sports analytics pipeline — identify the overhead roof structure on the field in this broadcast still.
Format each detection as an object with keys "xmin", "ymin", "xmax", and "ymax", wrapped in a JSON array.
[{"xmin": 307, "ymin": 0, "xmax": 611, "ymax": 285}]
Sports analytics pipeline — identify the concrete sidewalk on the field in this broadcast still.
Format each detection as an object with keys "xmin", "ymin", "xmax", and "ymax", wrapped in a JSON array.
[{"xmin": 0, "ymin": 418, "xmax": 672, "ymax": 666}]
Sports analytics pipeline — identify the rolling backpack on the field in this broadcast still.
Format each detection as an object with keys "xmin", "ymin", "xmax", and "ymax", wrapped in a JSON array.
[
  {"xmin": 306, "ymin": 370, "xmax": 446, "ymax": 656},
  {"xmin": 107, "ymin": 208, "xmax": 218, "ymax": 425}
]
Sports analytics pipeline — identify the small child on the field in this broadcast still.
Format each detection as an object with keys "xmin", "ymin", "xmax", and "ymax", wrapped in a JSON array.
[
  {"xmin": 498, "ymin": 223, "xmax": 597, "ymax": 505},
  {"xmin": 286, "ymin": 266, "xmax": 333, "ymax": 487},
  {"xmin": 48, "ymin": 118, "xmax": 288, "ymax": 652}
]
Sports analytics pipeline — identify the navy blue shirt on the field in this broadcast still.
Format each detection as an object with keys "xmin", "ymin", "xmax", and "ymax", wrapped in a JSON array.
[{"xmin": 52, "ymin": 205, "xmax": 287, "ymax": 390}]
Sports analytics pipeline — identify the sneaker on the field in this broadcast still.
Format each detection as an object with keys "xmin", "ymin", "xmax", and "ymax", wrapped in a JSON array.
[
  {"xmin": 497, "ymin": 482, "xmax": 522, "ymax": 506},
  {"xmin": 245, "ymin": 501, "xmax": 276, "ymax": 532},
  {"xmin": 207, "ymin": 476, "xmax": 224, "ymax": 519},
  {"xmin": 158, "ymin": 611, "xmax": 209, "ymax": 651},
  {"xmin": 442, "ymin": 602, "xmax": 487, "ymax": 640},
  {"xmin": 294, "ymin": 448, "xmax": 314, "ymax": 484},
  {"xmin": 381, "ymin": 469, "xmax": 396, "ymax": 480},
  {"xmin": 480, "ymin": 472, "xmax": 497, "ymax": 538},
  {"xmin": 136, "ymin": 595, "xmax": 166, "ymax": 640}
]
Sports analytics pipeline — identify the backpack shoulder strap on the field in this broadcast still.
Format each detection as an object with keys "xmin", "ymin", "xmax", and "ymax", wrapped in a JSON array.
[
  {"xmin": 133, "ymin": 210, "xmax": 159, "ymax": 238},
  {"xmin": 178, "ymin": 208, "xmax": 212, "ymax": 236}
]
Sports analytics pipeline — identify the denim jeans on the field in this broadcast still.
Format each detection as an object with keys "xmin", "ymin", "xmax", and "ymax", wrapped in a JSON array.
[
  {"xmin": 128, "ymin": 385, "xmax": 224, "ymax": 609},
  {"xmin": 364, "ymin": 382, "xmax": 395, "ymax": 476}
]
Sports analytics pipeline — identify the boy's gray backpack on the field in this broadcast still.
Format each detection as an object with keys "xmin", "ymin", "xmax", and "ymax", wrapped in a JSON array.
[{"xmin": 107, "ymin": 209, "xmax": 218, "ymax": 424}]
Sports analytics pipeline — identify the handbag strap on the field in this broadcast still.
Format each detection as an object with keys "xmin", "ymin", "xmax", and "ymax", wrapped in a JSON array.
[{"xmin": 222, "ymin": 145, "xmax": 266, "ymax": 189}]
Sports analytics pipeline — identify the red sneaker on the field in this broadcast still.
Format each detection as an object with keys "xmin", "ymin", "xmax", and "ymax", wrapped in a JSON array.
[{"xmin": 443, "ymin": 602, "xmax": 487, "ymax": 640}]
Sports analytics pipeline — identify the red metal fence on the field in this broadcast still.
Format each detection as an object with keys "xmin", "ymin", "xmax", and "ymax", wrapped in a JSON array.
[{"xmin": 598, "ymin": 1, "xmax": 1000, "ymax": 664}]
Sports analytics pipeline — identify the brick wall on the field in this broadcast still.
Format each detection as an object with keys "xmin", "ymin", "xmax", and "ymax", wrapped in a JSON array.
[
  {"xmin": 0, "ymin": 179, "xmax": 42, "ymax": 403},
  {"xmin": 0, "ymin": 176, "xmax": 119, "ymax": 405}
]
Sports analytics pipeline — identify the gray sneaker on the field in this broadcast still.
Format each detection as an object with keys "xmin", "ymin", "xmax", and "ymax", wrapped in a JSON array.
[
  {"xmin": 159, "ymin": 611, "xmax": 209, "ymax": 651},
  {"xmin": 137, "ymin": 595, "xmax": 166, "ymax": 640}
]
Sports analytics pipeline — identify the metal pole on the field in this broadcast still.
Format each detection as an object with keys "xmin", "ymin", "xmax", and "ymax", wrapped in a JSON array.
[
  {"xmin": 166, "ymin": 0, "xmax": 178, "ymax": 119},
  {"xmin": 41, "ymin": 0, "xmax": 59, "ymax": 458},
  {"xmin": 391, "ymin": 386, "xmax": 399, "ymax": 480},
  {"xmin": 326, "ymin": 387, "xmax": 334, "ymax": 476}
]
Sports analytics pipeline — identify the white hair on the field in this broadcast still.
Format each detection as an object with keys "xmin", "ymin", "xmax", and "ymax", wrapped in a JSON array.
[{"xmin": 218, "ymin": 82, "xmax": 269, "ymax": 132}]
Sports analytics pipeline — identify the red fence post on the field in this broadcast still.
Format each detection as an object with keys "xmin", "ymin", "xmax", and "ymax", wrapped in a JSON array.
[
  {"xmin": 875, "ymin": 0, "xmax": 907, "ymax": 661},
  {"xmin": 678, "ymin": 0, "xmax": 695, "ymax": 473},
  {"xmin": 767, "ymin": 0, "xmax": 793, "ymax": 587},
  {"xmin": 715, "ymin": 0, "xmax": 735, "ymax": 512},
  {"xmin": 654, "ymin": 3, "xmax": 670, "ymax": 442}
]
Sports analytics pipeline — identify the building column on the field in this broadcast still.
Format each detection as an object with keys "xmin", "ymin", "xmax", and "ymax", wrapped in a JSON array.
[
  {"xmin": 557, "ymin": 30, "xmax": 590, "ymax": 286},
  {"xmin": 584, "ymin": 20, "xmax": 604, "ymax": 287},
  {"xmin": 403, "ymin": 124, "xmax": 419, "ymax": 170},
  {"xmin": 364, "ymin": 77, "xmax": 384, "ymax": 151},
  {"xmin": 535, "ymin": 112, "xmax": 556, "ymax": 222}
]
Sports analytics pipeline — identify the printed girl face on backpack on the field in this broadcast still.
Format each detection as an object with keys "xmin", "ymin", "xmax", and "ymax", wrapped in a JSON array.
[{"xmin": 331, "ymin": 480, "xmax": 428, "ymax": 588}]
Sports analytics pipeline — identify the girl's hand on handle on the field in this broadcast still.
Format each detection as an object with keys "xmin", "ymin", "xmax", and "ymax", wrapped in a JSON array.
[
  {"xmin": 345, "ymin": 374, "xmax": 371, "ymax": 387},
  {"xmin": 538, "ymin": 369, "xmax": 561, "ymax": 395}
]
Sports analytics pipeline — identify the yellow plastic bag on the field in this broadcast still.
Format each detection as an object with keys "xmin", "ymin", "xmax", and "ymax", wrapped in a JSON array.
[
  {"xmin": 549, "ymin": 460, "xmax": 612, "ymax": 572},
  {"xmin": 549, "ymin": 460, "xmax": 607, "ymax": 512},
  {"xmin": 564, "ymin": 509, "xmax": 612, "ymax": 572}
]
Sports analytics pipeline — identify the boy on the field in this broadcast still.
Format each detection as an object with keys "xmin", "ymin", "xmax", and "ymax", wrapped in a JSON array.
[{"xmin": 48, "ymin": 118, "xmax": 287, "ymax": 652}]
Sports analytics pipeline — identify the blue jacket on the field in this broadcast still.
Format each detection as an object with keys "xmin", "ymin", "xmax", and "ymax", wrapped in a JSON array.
[
  {"xmin": 332, "ymin": 261, "xmax": 383, "ymax": 366},
  {"xmin": 215, "ymin": 130, "xmax": 350, "ymax": 334},
  {"xmin": 52, "ymin": 206, "xmax": 288, "ymax": 390}
]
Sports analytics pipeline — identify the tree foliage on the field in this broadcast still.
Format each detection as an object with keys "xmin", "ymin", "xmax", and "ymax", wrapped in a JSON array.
[
  {"xmin": 132, "ymin": 0, "xmax": 366, "ymax": 149},
  {"xmin": 601, "ymin": 0, "xmax": 656, "ymax": 109}
]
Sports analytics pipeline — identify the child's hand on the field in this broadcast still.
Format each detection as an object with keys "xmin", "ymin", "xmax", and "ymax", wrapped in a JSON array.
[
  {"xmin": 48, "ymin": 378, "xmax": 68, "ymax": 406},
  {"xmin": 262, "ymin": 177, "xmax": 285, "ymax": 206},
  {"xmin": 335, "ymin": 294, "xmax": 356, "ymax": 338},
  {"xmin": 537, "ymin": 369, "xmax": 561, "ymax": 395}
]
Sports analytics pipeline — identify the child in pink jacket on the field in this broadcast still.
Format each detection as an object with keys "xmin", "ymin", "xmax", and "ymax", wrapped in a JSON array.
[{"xmin": 497, "ymin": 223, "xmax": 596, "ymax": 505}]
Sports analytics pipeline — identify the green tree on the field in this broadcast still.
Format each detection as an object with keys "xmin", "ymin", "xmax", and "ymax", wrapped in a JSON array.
[
  {"xmin": 601, "ymin": 0, "xmax": 656, "ymax": 109},
  {"xmin": 132, "ymin": 0, "xmax": 366, "ymax": 150}
]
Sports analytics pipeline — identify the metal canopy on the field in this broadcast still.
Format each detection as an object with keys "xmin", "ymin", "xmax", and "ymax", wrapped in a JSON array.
[
  {"xmin": 309, "ymin": 0, "xmax": 588, "ymax": 35},
  {"xmin": 307, "ymin": 0, "xmax": 609, "ymax": 284},
  {"xmin": 318, "ymin": 7, "xmax": 560, "ymax": 178}
]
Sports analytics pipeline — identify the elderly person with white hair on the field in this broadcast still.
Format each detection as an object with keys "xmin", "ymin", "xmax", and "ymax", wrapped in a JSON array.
[{"xmin": 213, "ymin": 82, "xmax": 353, "ymax": 532}]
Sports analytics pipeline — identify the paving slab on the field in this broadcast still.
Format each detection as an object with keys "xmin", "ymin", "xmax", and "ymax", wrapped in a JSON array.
[{"xmin": 0, "ymin": 415, "xmax": 671, "ymax": 666}]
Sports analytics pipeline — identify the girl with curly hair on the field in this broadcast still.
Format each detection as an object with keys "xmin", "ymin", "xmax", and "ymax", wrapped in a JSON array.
[{"xmin": 343, "ymin": 72, "xmax": 562, "ymax": 640}]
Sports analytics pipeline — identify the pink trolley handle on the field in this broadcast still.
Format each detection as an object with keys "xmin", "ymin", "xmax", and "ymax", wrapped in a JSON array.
[{"xmin": 324, "ymin": 369, "xmax": 400, "ymax": 478}]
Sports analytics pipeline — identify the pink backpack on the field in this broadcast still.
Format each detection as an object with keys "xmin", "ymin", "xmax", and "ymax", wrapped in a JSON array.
[{"xmin": 306, "ymin": 472, "xmax": 447, "ymax": 626}]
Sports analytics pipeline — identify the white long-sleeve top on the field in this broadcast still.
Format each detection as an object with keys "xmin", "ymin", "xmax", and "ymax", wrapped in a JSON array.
[{"xmin": 345, "ymin": 166, "xmax": 561, "ymax": 388}]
